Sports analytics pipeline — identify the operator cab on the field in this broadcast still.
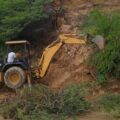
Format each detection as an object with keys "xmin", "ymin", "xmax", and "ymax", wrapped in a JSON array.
[
  {"xmin": 0, "ymin": 40, "xmax": 31, "ymax": 89},
  {"xmin": 6, "ymin": 40, "xmax": 30, "ymax": 62},
  {"xmin": 0, "ymin": 40, "xmax": 31, "ymax": 72}
]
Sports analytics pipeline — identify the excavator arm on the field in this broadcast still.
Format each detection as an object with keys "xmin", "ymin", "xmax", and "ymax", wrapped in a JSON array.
[{"xmin": 37, "ymin": 34, "xmax": 87, "ymax": 78}]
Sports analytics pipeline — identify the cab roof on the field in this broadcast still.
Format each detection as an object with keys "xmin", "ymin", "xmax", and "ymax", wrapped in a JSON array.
[{"xmin": 5, "ymin": 40, "xmax": 30, "ymax": 45}]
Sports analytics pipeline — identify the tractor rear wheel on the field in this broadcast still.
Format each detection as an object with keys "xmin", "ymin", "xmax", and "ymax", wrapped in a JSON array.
[{"xmin": 4, "ymin": 67, "xmax": 26, "ymax": 89}]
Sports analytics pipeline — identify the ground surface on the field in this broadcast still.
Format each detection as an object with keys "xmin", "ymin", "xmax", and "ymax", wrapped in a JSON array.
[
  {"xmin": 0, "ymin": 116, "xmax": 11, "ymax": 120},
  {"xmin": 0, "ymin": 0, "xmax": 120, "ymax": 119},
  {"xmin": 0, "ymin": 112, "xmax": 119, "ymax": 120},
  {"xmin": 68, "ymin": 112, "xmax": 119, "ymax": 120}
]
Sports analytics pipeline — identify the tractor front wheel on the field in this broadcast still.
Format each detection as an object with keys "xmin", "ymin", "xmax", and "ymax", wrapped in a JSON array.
[{"xmin": 4, "ymin": 67, "xmax": 26, "ymax": 89}]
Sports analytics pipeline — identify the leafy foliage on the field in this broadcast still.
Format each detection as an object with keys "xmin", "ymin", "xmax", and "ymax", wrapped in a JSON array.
[
  {"xmin": 82, "ymin": 10, "xmax": 120, "ymax": 84},
  {"xmin": 0, "ymin": 0, "xmax": 52, "ymax": 41},
  {"xmin": 0, "ymin": 84, "xmax": 90, "ymax": 120},
  {"xmin": 0, "ymin": 0, "xmax": 52, "ymax": 56}
]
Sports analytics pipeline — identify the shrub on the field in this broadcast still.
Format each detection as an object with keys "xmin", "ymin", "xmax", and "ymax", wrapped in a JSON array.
[
  {"xmin": 81, "ymin": 10, "xmax": 120, "ymax": 84},
  {"xmin": 0, "ymin": 84, "xmax": 90, "ymax": 120},
  {"xmin": 61, "ymin": 85, "xmax": 90, "ymax": 115}
]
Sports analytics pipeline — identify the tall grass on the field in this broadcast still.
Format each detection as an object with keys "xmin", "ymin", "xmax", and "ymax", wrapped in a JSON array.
[
  {"xmin": 98, "ymin": 94, "xmax": 120, "ymax": 118},
  {"xmin": 81, "ymin": 10, "xmax": 120, "ymax": 84},
  {"xmin": 0, "ymin": 84, "xmax": 90, "ymax": 120}
]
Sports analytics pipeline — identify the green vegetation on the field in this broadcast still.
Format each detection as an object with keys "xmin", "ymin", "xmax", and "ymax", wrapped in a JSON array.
[
  {"xmin": 0, "ymin": 84, "xmax": 90, "ymax": 120},
  {"xmin": 0, "ymin": 0, "xmax": 52, "ymax": 41},
  {"xmin": 82, "ymin": 10, "xmax": 120, "ymax": 84},
  {"xmin": 0, "ymin": 0, "xmax": 52, "ymax": 56},
  {"xmin": 98, "ymin": 94, "xmax": 120, "ymax": 118}
]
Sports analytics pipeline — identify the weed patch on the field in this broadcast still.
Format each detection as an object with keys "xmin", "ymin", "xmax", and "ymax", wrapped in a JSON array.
[
  {"xmin": 0, "ymin": 84, "xmax": 90, "ymax": 120},
  {"xmin": 97, "ymin": 94, "xmax": 120, "ymax": 119},
  {"xmin": 81, "ymin": 10, "xmax": 120, "ymax": 84}
]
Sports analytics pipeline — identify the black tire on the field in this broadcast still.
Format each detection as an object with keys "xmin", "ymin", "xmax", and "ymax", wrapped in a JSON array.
[{"xmin": 4, "ymin": 67, "xmax": 26, "ymax": 89}]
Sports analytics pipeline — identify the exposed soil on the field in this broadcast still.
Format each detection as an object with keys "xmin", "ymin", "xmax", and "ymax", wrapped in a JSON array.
[
  {"xmin": 67, "ymin": 112, "xmax": 119, "ymax": 120},
  {"xmin": 43, "ymin": 44, "xmax": 95, "ymax": 89},
  {"xmin": 40, "ymin": 0, "xmax": 120, "ymax": 90},
  {"xmin": 0, "ymin": 116, "xmax": 12, "ymax": 120}
]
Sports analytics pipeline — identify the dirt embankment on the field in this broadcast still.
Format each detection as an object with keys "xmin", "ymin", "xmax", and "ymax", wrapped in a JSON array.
[
  {"xmin": 44, "ymin": 44, "xmax": 94, "ymax": 89},
  {"xmin": 41, "ymin": 0, "xmax": 120, "ymax": 89}
]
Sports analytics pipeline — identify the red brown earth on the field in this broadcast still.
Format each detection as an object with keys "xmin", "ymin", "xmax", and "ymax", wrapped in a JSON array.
[{"xmin": 41, "ymin": 0, "xmax": 120, "ymax": 91}]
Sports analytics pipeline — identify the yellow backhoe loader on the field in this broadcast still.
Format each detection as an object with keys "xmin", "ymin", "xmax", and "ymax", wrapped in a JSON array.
[{"xmin": 0, "ymin": 34, "xmax": 104, "ymax": 89}]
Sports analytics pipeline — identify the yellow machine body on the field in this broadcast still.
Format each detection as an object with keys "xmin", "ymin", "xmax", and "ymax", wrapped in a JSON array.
[{"xmin": 37, "ymin": 34, "xmax": 87, "ymax": 78}]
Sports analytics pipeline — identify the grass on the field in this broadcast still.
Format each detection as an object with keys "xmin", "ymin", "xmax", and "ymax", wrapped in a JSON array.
[
  {"xmin": 96, "ymin": 94, "xmax": 120, "ymax": 119},
  {"xmin": 0, "ymin": 84, "xmax": 90, "ymax": 120},
  {"xmin": 80, "ymin": 10, "xmax": 120, "ymax": 85}
]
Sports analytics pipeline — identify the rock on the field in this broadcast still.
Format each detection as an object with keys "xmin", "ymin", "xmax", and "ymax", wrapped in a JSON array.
[{"xmin": 92, "ymin": 35, "xmax": 105, "ymax": 50}]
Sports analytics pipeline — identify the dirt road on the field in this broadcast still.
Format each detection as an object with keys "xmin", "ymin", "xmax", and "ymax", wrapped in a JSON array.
[
  {"xmin": 0, "ymin": 112, "xmax": 119, "ymax": 120},
  {"xmin": 0, "ymin": 116, "xmax": 4, "ymax": 120},
  {"xmin": 0, "ymin": 116, "xmax": 11, "ymax": 120},
  {"xmin": 68, "ymin": 112, "xmax": 119, "ymax": 120}
]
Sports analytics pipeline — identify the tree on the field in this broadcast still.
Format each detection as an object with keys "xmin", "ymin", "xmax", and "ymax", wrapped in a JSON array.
[{"xmin": 0, "ymin": 0, "xmax": 52, "ymax": 41}]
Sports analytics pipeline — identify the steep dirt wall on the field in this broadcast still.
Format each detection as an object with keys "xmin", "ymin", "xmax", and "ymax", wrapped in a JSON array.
[{"xmin": 59, "ymin": 0, "xmax": 120, "ymax": 34}]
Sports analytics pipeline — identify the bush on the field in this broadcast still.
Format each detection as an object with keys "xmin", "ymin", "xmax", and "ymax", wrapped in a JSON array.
[
  {"xmin": 61, "ymin": 85, "xmax": 90, "ymax": 115},
  {"xmin": 0, "ymin": 84, "xmax": 90, "ymax": 120},
  {"xmin": 81, "ymin": 10, "xmax": 120, "ymax": 84}
]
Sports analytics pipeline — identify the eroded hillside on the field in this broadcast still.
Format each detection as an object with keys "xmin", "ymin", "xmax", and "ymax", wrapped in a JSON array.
[{"xmin": 40, "ymin": 0, "xmax": 120, "ymax": 90}]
